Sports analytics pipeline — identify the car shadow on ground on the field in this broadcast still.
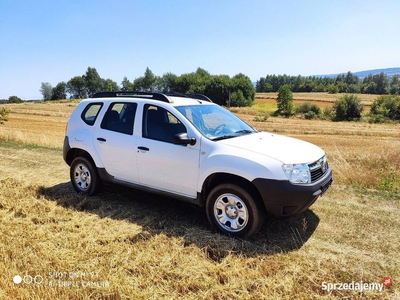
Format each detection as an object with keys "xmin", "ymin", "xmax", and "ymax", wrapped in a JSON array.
[{"xmin": 37, "ymin": 182, "xmax": 320, "ymax": 262}]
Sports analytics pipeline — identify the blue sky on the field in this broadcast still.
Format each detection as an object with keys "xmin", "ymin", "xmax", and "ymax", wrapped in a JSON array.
[{"xmin": 1, "ymin": 0, "xmax": 399, "ymax": 99}]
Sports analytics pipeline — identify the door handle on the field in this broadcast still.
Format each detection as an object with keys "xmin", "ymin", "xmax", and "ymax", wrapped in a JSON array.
[
  {"xmin": 137, "ymin": 146, "xmax": 149, "ymax": 151},
  {"xmin": 97, "ymin": 137, "xmax": 106, "ymax": 142}
]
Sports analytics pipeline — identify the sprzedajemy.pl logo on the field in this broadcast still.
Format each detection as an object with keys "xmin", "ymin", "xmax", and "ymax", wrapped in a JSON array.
[{"xmin": 322, "ymin": 277, "xmax": 392, "ymax": 293}]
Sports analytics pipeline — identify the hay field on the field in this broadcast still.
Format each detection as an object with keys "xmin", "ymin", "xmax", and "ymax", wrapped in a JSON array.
[
  {"xmin": 0, "ymin": 98, "xmax": 399, "ymax": 299},
  {"xmin": 0, "ymin": 101, "xmax": 78, "ymax": 148},
  {"xmin": 256, "ymin": 92, "xmax": 377, "ymax": 110}
]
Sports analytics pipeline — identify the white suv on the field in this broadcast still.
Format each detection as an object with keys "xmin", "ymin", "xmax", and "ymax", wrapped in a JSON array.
[{"xmin": 63, "ymin": 92, "xmax": 332, "ymax": 238}]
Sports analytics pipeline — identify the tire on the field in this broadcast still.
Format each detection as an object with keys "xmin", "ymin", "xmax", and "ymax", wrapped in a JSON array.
[
  {"xmin": 70, "ymin": 156, "xmax": 101, "ymax": 195},
  {"xmin": 206, "ymin": 183, "xmax": 265, "ymax": 238}
]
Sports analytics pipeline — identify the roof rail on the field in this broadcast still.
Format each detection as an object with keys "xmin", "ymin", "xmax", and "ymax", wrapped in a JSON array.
[
  {"xmin": 166, "ymin": 91, "xmax": 213, "ymax": 102},
  {"xmin": 91, "ymin": 91, "xmax": 213, "ymax": 103},
  {"xmin": 91, "ymin": 91, "xmax": 172, "ymax": 103},
  {"xmin": 186, "ymin": 94, "xmax": 213, "ymax": 102}
]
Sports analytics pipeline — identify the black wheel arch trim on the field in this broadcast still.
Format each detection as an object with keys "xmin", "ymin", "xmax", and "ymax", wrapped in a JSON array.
[{"xmin": 63, "ymin": 136, "xmax": 71, "ymax": 165}]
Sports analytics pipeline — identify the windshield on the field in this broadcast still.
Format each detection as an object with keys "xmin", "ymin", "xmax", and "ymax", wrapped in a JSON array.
[{"xmin": 176, "ymin": 104, "xmax": 256, "ymax": 140}]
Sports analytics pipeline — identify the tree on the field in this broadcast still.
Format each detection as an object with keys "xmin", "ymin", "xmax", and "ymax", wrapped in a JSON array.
[
  {"xmin": 390, "ymin": 75, "xmax": 400, "ymax": 95},
  {"xmin": 276, "ymin": 84, "xmax": 294, "ymax": 117},
  {"xmin": 101, "ymin": 78, "xmax": 119, "ymax": 92},
  {"xmin": 375, "ymin": 72, "xmax": 390, "ymax": 94},
  {"xmin": 157, "ymin": 72, "xmax": 178, "ymax": 93},
  {"xmin": 40, "ymin": 82, "xmax": 53, "ymax": 100},
  {"xmin": 51, "ymin": 82, "xmax": 67, "ymax": 100},
  {"xmin": 345, "ymin": 71, "xmax": 359, "ymax": 85},
  {"xmin": 204, "ymin": 75, "xmax": 231, "ymax": 106},
  {"xmin": 327, "ymin": 84, "xmax": 339, "ymax": 94},
  {"xmin": 175, "ymin": 71, "xmax": 207, "ymax": 94},
  {"xmin": 133, "ymin": 67, "xmax": 158, "ymax": 91},
  {"xmin": 8, "ymin": 95, "xmax": 23, "ymax": 103},
  {"xmin": 230, "ymin": 90, "xmax": 248, "ymax": 107},
  {"xmin": 133, "ymin": 77, "xmax": 145, "ymax": 91},
  {"xmin": 67, "ymin": 76, "xmax": 87, "ymax": 99},
  {"xmin": 256, "ymin": 77, "xmax": 266, "ymax": 92},
  {"xmin": 84, "ymin": 67, "xmax": 102, "ymax": 96},
  {"xmin": 362, "ymin": 73, "xmax": 389, "ymax": 94},
  {"xmin": 333, "ymin": 94, "xmax": 364, "ymax": 121},
  {"xmin": 142, "ymin": 67, "xmax": 156, "ymax": 91},
  {"xmin": 121, "ymin": 76, "xmax": 133, "ymax": 91},
  {"xmin": 364, "ymin": 81, "xmax": 377, "ymax": 94},
  {"xmin": 230, "ymin": 73, "xmax": 255, "ymax": 107}
]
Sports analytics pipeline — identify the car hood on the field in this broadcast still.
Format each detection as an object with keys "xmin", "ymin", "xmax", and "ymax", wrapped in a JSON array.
[{"xmin": 218, "ymin": 131, "xmax": 325, "ymax": 164}]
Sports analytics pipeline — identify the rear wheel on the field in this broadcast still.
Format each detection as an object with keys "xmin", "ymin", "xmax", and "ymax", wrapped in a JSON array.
[
  {"xmin": 206, "ymin": 183, "xmax": 264, "ymax": 238},
  {"xmin": 70, "ymin": 157, "xmax": 101, "ymax": 195}
]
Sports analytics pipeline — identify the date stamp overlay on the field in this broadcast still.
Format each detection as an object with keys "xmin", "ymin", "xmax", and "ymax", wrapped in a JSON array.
[{"xmin": 13, "ymin": 271, "xmax": 109, "ymax": 288}]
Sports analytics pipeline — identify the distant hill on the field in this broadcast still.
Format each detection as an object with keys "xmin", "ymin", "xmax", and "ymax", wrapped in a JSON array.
[{"xmin": 315, "ymin": 67, "xmax": 400, "ymax": 80}]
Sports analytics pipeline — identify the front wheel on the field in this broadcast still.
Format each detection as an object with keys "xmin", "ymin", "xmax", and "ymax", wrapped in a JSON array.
[
  {"xmin": 70, "ymin": 157, "xmax": 101, "ymax": 195},
  {"xmin": 206, "ymin": 184, "xmax": 265, "ymax": 238}
]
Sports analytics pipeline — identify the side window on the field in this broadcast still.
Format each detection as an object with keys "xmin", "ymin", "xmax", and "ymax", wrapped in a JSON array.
[
  {"xmin": 81, "ymin": 103, "xmax": 103, "ymax": 126},
  {"xmin": 101, "ymin": 102, "xmax": 137, "ymax": 135},
  {"xmin": 143, "ymin": 105, "xmax": 186, "ymax": 143}
]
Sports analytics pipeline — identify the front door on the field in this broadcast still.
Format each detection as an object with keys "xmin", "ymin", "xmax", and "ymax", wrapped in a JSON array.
[{"xmin": 136, "ymin": 104, "xmax": 200, "ymax": 198}]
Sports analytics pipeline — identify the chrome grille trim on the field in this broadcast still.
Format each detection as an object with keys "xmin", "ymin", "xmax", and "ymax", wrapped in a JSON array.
[{"xmin": 309, "ymin": 156, "xmax": 328, "ymax": 183}]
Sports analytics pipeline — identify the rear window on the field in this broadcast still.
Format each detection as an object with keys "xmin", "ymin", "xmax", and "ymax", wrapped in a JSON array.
[{"xmin": 81, "ymin": 103, "xmax": 103, "ymax": 125}]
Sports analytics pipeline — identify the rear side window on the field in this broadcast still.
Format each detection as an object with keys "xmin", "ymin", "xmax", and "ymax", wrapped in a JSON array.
[
  {"xmin": 101, "ymin": 102, "xmax": 137, "ymax": 135},
  {"xmin": 81, "ymin": 103, "xmax": 103, "ymax": 126}
]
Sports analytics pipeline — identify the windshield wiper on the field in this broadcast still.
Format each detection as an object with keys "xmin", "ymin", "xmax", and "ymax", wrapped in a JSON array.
[
  {"xmin": 211, "ymin": 134, "xmax": 237, "ymax": 141},
  {"xmin": 234, "ymin": 129, "xmax": 255, "ymax": 134},
  {"xmin": 211, "ymin": 130, "xmax": 255, "ymax": 141}
]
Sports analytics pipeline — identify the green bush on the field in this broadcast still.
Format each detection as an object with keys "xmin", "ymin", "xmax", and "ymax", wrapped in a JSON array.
[
  {"xmin": 8, "ymin": 95, "xmax": 23, "ymax": 103},
  {"xmin": 333, "ymin": 94, "xmax": 364, "ymax": 121},
  {"xmin": 304, "ymin": 111, "xmax": 316, "ymax": 120},
  {"xmin": 0, "ymin": 107, "xmax": 9, "ymax": 124},
  {"xmin": 229, "ymin": 90, "xmax": 253, "ymax": 107},
  {"xmin": 253, "ymin": 113, "xmax": 269, "ymax": 122},
  {"xmin": 369, "ymin": 95, "xmax": 400, "ymax": 122},
  {"xmin": 296, "ymin": 102, "xmax": 321, "ymax": 119},
  {"xmin": 322, "ymin": 107, "xmax": 334, "ymax": 120}
]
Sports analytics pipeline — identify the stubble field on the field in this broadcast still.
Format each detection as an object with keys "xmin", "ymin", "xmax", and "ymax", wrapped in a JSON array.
[{"xmin": 0, "ymin": 94, "xmax": 399, "ymax": 299}]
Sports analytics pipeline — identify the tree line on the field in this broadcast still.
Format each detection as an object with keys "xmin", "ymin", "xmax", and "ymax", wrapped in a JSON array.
[
  {"xmin": 256, "ymin": 71, "xmax": 400, "ymax": 95},
  {"xmin": 2, "ymin": 68, "xmax": 399, "ymax": 110},
  {"xmin": 38, "ymin": 67, "xmax": 255, "ymax": 107},
  {"xmin": 274, "ymin": 84, "xmax": 400, "ymax": 123}
]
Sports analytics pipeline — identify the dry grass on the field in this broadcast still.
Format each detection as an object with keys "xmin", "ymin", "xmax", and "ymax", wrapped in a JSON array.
[
  {"xmin": 0, "ymin": 101, "xmax": 77, "ymax": 148},
  {"xmin": 256, "ymin": 92, "xmax": 377, "ymax": 110},
  {"xmin": 0, "ymin": 99, "xmax": 399, "ymax": 299}
]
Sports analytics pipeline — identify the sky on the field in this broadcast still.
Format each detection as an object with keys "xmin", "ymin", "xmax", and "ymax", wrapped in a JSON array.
[{"xmin": 1, "ymin": 0, "xmax": 399, "ymax": 99}]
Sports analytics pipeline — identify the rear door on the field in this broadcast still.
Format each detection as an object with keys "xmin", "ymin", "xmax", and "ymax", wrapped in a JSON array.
[{"xmin": 93, "ymin": 102, "xmax": 139, "ymax": 183}]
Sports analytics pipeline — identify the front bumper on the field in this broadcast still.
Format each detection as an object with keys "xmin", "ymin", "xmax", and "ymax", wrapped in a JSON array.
[{"xmin": 252, "ymin": 168, "xmax": 333, "ymax": 218}]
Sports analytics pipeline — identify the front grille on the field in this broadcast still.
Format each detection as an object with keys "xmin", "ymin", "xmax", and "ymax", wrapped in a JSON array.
[{"xmin": 309, "ymin": 157, "xmax": 328, "ymax": 183}]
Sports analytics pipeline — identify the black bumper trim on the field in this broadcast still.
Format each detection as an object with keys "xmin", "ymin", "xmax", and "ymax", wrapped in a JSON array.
[
  {"xmin": 63, "ymin": 136, "xmax": 71, "ymax": 165},
  {"xmin": 252, "ymin": 168, "xmax": 333, "ymax": 218}
]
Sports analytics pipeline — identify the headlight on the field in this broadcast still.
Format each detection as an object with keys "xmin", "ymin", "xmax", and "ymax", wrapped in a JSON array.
[{"xmin": 282, "ymin": 163, "xmax": 311, "ymax": 184}]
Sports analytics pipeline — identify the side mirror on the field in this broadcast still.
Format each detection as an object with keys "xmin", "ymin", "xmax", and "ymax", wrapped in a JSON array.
[{"xmin": 173, "ymin": 133, "xmax": 196, "ymax": 146}]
